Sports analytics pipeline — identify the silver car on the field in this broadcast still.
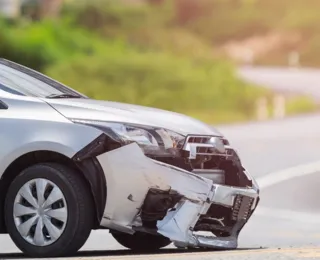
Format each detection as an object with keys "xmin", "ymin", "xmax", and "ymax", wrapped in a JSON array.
[{"xmin": 0, "ymin": 58, "xmax": 259, "ymax": 257}]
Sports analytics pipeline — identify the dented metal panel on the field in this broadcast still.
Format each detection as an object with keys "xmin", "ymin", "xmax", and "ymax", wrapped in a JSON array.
[
  {"xmin": 97, "ymin": 143, "xmax": 212, "ymax": 229},
  {"xmin": 97, "ymin": 143, "xmax": 259, "ymax": 249}
]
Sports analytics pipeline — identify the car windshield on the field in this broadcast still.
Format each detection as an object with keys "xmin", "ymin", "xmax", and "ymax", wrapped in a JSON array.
[{"xmin": 0, "ymin": 59, "xmax": 87, "ymax": 99}]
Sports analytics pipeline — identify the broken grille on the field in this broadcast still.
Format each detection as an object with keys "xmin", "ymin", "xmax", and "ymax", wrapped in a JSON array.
[
  {"xmin": 187, "ymin": 136, "xmax": 229, "ymax": 145},
  {"xmin": 231, "ymin": 195, "xmax": 254, "ymax": 221},
  {"xmin": 182, "ymin": 135, "xmax": 232, "ymax": 159},
  {"xmin": 188, "ymin": 136, "xmax": 211, "ymax": 144},
  {"xmin": 196, "ymin": 146, "xmax": 234, "ymax": 155}
]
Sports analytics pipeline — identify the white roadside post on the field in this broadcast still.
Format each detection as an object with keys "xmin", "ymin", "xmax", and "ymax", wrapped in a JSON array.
[
  {"xmin": 256, "ymin": 97, "xmax": 268, "ymax": 121},
  {"xmin": 273, "ymin": 94, "xmax": 286, "ymax": 119},
  {"xmin": 288, "ymin": 51, "xmax": 300, "ymax": 68},
  {"xmin": 244, "ymin": 48, "xmax": 255, "ymax": 66}
]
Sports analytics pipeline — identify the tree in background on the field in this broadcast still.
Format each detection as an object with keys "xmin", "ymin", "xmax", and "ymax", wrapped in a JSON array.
[{"xmin": 38, "ymin": 0, "xmax": 63, "ymax": 18}]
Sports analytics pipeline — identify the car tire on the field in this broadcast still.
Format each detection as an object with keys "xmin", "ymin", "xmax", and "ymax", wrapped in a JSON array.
[
  {"xmin": 111, "ymin": 231, "xmax": 171, "ymax": 251},
  {"xmin": 4, "ymin": 163, "xmax": 94, "ymax": 258}
]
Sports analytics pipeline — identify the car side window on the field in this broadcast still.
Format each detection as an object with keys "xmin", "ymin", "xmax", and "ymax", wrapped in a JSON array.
[
  {"xmin": 0, "ymin": 66, "xmax": 62, "ymax": 97},
  {"xmin": 0, "ymin": 60, "xmax": 85, "ymax": 98},
  {"xmin": 0, "ymin": 81, "xmax": 24, "ymax": 96}
]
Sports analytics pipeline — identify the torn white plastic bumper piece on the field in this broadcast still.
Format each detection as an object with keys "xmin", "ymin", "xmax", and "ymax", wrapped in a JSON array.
[
  {"xmin": 158, "ymin": 184, "xmax": 258, "ymax": 249},
  {"xmin": 97, "ymin": 143, "xmax": 259, "ymax": 249}
]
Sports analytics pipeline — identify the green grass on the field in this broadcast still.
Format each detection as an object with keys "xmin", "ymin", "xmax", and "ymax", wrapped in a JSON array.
[
  {"xmin": 45, "ymin": 42, "xmax": 269, "ymax": 124},
  {"xmin": 286, "ymin": 96, "xmax": 318, "ymax": 116}
]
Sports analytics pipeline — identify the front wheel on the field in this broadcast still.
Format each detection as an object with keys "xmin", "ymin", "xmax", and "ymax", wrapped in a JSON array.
[
  {"xmin": 111, "ymin": 231, "xmax": 171, "ymax": 251},
  {"xmin": 4, "ymin": 163, "xmax": 94, "ymax": 258}
]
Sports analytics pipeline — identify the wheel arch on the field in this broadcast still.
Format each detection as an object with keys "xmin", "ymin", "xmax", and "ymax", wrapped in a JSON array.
[{"xmin": 0, "ymin": 149, "xmax": 107, "ymax": 233}]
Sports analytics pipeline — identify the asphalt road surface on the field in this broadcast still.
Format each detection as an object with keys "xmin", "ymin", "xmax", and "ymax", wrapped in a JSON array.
[
  {"xmin": 238, "ymin": 66, "xmax": 320, "ymax": 99},
  {"xmin": 1, "ymin": 113, "xmax": 320, "ymax": 259}
]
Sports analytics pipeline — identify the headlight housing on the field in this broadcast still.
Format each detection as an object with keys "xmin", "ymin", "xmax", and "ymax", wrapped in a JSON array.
[{"xmin": 71, "ymin": 119, "xmax": 185, "ymax": 156}]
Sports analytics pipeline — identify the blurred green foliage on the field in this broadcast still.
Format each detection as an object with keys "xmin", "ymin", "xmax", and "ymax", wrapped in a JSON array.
[
  {"xmin": 286, "ymin": 96, "xmax": 318, "ymax": 115},
  {"xmin": 170, "ymin": 0, "xmax": 320, "ymax": 67},
  {"xmin": 64, "ymin": 0, "xmax": 216, "ymax": 58},
  {"xmin": 1, "ymin": 0, "xmax": 316, "ymax": 124},
  {"xmin": 0, "ymin": 18, "xmax": 103, "ymax": 71},
  {"xmin": 46, "ymin": 45, "xmax": 266, "ymax": 123}
]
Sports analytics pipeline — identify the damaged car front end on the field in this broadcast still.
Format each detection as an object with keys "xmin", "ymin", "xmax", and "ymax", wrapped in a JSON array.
[
  {"xmin": 0, "ymin": 58, "xmax": 260, "ymax": 257},
  {"xmin": 72, "ymin": 120, "xmax": 260, "ymax": 250}
]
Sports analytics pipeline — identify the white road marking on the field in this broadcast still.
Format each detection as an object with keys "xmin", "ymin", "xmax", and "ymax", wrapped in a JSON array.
[
  {"xmin": 253, "ymin": 160, "xmax": 320, "ymax": 223},
  {"xmin": 256, "ymin": 160, "xmax": 320, "ymax": 189}
]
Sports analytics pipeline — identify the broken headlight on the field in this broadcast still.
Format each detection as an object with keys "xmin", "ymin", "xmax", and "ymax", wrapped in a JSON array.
[{"xmin": 71, "ymin": 119, "xmax": 185, "ymax": 156}]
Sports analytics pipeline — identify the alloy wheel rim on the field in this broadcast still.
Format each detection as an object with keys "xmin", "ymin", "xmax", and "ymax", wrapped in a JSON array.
[{"xmin": 13, "ymin": 178, "xmax": 68, "ymax": 246}]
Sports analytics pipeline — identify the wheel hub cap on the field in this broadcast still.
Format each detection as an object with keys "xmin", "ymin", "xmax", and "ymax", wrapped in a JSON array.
[{"xmin": 13, "ymin": 178, "xmax": 68, "ymax": 246}]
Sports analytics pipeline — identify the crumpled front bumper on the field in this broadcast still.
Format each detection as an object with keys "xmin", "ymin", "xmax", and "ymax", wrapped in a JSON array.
[
  {"xmin": 97, "ymin": 143, "xmax": 259, "ymax": 249},
  {"xmin": 157, "ymin": 181, "xmax": 259, "ymax": 249}
]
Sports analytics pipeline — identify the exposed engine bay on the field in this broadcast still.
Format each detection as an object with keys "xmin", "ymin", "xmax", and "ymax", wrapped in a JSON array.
[
  {"xmin": 137, "ymin": 135, "xmax": 256, "ymax": 242},
  {"xmin": 85, "ymin": 129, "xmax": 259, "ymax": 249},
  {"xmin": 148, "ymin": 135, "xmax": 253, "ymax": 188}
]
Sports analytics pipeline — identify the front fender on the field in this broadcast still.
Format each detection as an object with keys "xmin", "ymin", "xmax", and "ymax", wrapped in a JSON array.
[{"xmin": 0, "ymin": 118, "xmax": 103, "ymax": 177}]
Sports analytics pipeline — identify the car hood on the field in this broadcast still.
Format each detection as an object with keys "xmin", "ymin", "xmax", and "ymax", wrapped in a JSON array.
[{"xmin": 44, "ymin": 98, "xmax": 223, "ymax": 136}]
